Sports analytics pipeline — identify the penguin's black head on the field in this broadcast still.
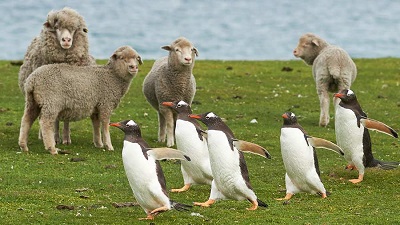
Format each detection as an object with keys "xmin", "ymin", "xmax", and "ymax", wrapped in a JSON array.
[
  {"xmin": 282, "ymin": 112, "xmax": 298, "ymax": 125},
  {"xmin": 334, "ymin": 89, "xmax": 357, "ymax": 103},
  {"xmin": 189, "ymin": 112, "xmax": 221, "ymax": 127},
  {"xmin": 162, "ymin": 100, "xmax": 192, "ymax": 114},
  {"xmin": 109, "ymin": 119, "xmax": 141, "ymax": 137}
]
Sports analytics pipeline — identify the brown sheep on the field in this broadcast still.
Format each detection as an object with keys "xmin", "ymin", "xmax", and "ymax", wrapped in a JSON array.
[
  {"xmin": 294, "ymin": 33, "xmax": 357, "ymax": 127},
  {"xmin": 142, "ymin": 37, "xmax": 199, "ymax": 147}
]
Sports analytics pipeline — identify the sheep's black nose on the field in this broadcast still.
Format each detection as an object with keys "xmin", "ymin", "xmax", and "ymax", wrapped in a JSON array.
[{"xmin": 62, "ymin": 37, "xmax": 71, "ymax": 42}]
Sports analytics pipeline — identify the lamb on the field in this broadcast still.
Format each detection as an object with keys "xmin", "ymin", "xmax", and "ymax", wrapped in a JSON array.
[
  {"xmin": 293, "ymin": 33, "xmax": 357, "ymax": 127},
  {"xmin": 142, "ymin": 37, "xmax": 199, "ymax": 147},
  {"xmin": 18, "ymin": 46, "xmax": 142, "ymax": 155},
  {"xmin": 18, "ymin": 7, "xmax": 96, "ymax": 144}
]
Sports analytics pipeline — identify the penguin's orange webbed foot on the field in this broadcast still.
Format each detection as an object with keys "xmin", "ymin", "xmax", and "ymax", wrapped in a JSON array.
[
  {"xmin": 345, "ymin": 165, "xmax": 357, "ymax": 170},
  {"xmin": 276, "ymin": 193, "xmax": 293, "ymax": 201},
  {"xmin": 171, "ymin": 184, "xmax": 190, "ymax": 193},
  {"xmin": 150, "ymin": 206, "xmax": 169, "ymax": 215},
  {"xmin": 246, "ymin": 200, "xmax": 258, "ymax": 210},
  {"xmin": 349, "ymin": 174, "xmax": 364, "ymax": 184},
  {"xmin": 139, "ymin": 214, "xmax": 155, "ymax": 220},
  {"xmin": 194, "ymin": 199, "xmax": 215, "ymax": 207}
]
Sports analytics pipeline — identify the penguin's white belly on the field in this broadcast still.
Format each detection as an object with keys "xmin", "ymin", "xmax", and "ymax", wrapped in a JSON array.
[
  {"xmin": 175, "ymin": 120, "xmax": 213, "ymax": 184},
  {"xmin": 280, "ymin": 128, "xmax": 322, "ymax": 192},
  {"xmin": 335, "ymin": 106, "xmax": 364, "ymax": 164},
  {"xmin": 207, "ymin": 130, "xmax": 255, "ymax": 201},
  {"xmin": 122, "ymin": 141, "xmax": 170, "ymax": 212}
]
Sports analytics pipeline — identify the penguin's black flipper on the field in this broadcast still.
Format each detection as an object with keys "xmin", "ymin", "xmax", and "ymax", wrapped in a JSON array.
[
  {"xmin": 232, "ymin": 139, "xmax": 272, "ymax": 159},
  {"xmin": 257, "ymin": 199, "xmax": 268, "ymax": 208},
  {"xmin": 170, "ymin": 200, "xmax": 193, "ymax": 211},
  {"xmin": 306, "ymin": 136, "xmax": 344, "ymax": 156},
  {"xmin": 360, "ymin": 118, "xmax": 398, "ymax": 138},
  {"xmin": 147, "ymin": 148, "xmax": 191, "ymax": 161}
]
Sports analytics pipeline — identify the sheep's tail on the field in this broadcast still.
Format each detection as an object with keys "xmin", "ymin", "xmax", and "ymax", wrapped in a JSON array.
[
  {"xmin": 170, "ymin": 200, "xmax": 192, "ymax": 212},
  {"xmin": 257, "ymin": 199, "xmax": 268, "ymax": 208}
]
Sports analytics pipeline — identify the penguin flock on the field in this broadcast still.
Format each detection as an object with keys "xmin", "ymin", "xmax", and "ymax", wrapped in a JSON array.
[{"xmin": 110, "ymin": 89, "xmax": 398, "ymax": 220}]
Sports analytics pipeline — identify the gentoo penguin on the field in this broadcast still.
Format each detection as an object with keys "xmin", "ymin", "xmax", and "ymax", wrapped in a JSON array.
[
  {"xmin": 109, "ymin": 119, "xmax": 192, "ymax": 220},
  {"xmin": 162, "ymin": 101, "xmax": 213, "ymax": 192},
  {"xmin": 334, "ymin": 89, "xmax": 398, "ymax": 184},
  {"xmin": 278, "ymin": 112, "xmax": 344, "ymax": 201},
  {"xmin": 189, "ymin": 112, "xmax": 271, "ymax": 210}
]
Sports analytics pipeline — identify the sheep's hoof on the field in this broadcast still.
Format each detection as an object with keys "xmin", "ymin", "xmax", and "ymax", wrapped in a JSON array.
[
  {"xmin": 94, "ymin": 143, "xmax": 104, "ymax": 148},
  {"xmin": 106, "ymin": 146, "xmax": 114, "ymax": 151},
  {"xmin": 49, "ymin": 148, "xmax": 59, "ymax": 155},
  {"xmin": 62, "ymin": 140, "xmax": 72, "ymax": 145},
  {"xmin": 19, "ymin": 146, "xmax": 29, "ymax": 153}
]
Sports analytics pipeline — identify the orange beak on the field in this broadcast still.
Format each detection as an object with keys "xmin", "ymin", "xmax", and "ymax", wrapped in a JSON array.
[
  {"xmin": 109, "ymin": 122, "xmax": 121, "ymax": 128},
  {"xmin": 188, "ymin": 114, "xmax": 201, "ymax": 119},
  {"xmin": 334, "ymin": 93, "xmax": 345, "ymax": 98},
  {"xmin": 162, "ymin": 102, "xmax": 174, "ymax": 107},
  {"xmin": 282, "ymin": 113, "xmax": 288, "ymax": 119}
]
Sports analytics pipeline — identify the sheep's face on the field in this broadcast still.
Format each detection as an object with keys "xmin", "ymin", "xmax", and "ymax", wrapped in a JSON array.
[
  {"xmin": 162, "ymin": 38, "xmax": 198, "ymax": 66},
  {"xmin": 293, "ymin": 33, "xmax": 324, "ymax": 65},
  {"xmin": 112, "ymin": 46, "xmax": 143, "ymax": 77},
  {"xmin": 55, "ymin": 28, "xmax": 75, "ymax": 49},
  {"xmin": 45, "ymin": 8, "xmax": 88, "ymax": 50}
]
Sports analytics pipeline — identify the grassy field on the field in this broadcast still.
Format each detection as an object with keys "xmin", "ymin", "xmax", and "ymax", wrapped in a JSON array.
[{"xmin": 0, "ymin": 58, "xmax": 399, "ymax": 224}]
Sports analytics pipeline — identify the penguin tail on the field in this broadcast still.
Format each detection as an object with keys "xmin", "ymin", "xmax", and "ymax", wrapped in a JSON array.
[
  {"xmin": 170, "ymin": 200, "xmax": 193, "ymax": 212},
  {"xmin": 376, "ymin": 160, "xmax": 399, "ymax": 170},
  {"xmin": 257, "ymin": 199, "xmax": 268, "ymax": 208}
]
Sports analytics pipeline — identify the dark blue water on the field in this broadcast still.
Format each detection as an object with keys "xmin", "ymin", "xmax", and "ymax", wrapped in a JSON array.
[{"xmin": 1, "ymin": 0, "xmax": 399, "ymax": 60}]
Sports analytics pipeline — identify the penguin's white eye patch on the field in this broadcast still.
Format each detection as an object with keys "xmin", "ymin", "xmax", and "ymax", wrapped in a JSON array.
[
  {"xmin": 291, "ymin": 113, "xmax": 296, "ymax": 118},
  {"xmin": 126, "ymin": 120, "xmax": 136, "ymax": 126},
  {"xmin": 206, "ymin": 112, "xmax": 217, "ymax": 119},
  {"xmin": 177, "ymin": 100, "xmax": 188, "ymax": 107},
  {"xmin": 347, "ymin": 90, "xmax": 354, "ymax": 96}
]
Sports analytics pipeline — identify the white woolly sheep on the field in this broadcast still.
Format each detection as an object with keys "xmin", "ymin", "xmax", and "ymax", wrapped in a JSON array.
[
  {"xmin": 142, "ymin": 37, "xmax": 199, "ymax": 147},
  {"xmin": 18, "ymin": 46, "xmax": 142, "ymax": 155},
  {"xmin": 293, "ymin": 33, "xmax": 357, "ymax": 127},
  {"xmin": 18, "ymin": 7, "xmax": 96, "ymax": 144}
]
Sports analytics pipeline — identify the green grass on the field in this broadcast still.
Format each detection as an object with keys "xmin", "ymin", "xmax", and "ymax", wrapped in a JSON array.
[{"xmin": 0, "ymin": 58, "xmax": 399, "ymax": 224}]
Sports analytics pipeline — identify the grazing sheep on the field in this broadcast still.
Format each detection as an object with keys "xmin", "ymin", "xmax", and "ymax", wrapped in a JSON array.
[
  {"xmin": 293, "ymin": 33, "xmax": 357, "ymax": 127},
  {"xmin": 142, "ymin": 37, "xmax": 199, "ymax": 147},
  {"xmin": 18, "ymin": 46, "xmax": 142, "ymax": 155},
  {"xmin": 18, "ymin": 7, "xmax": 96, "ymax": 144}
]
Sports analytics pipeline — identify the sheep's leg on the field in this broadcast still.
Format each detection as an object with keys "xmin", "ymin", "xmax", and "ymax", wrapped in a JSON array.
[
  {"xmin": 18, "ymin": 102, "xmax": 40, "ymax": 153},
  {"xmin": 100, "ymin": 114, "xmax": 113, "ymax": 151},
  {"xmin": 39, "ymin": 117, "xmax": 59, "ymax": 155},
  {"xmin": 160, "ymin": 107, "xmax": 175, "ymax": 147},
  {"xmin": 157, "ymin": 112, "xmax": 167, "ymax": 143},
  {"xmin": 62, "ymin": 121, "xmax": 71, "ymax": 145},
  {"xmin": 91, "ymin": 114, "xmax": 103, "ymax": 148},
  {"xmin": 38, "ymin": 128, "xmax": 42, "ymax": 140},
  {"xmin": 54, "ymin": 119, "xmax": 61, "ymax": 144},
  {"xmin": 317, "ymin": 89, "xmax": 330, "ymax": 127}
]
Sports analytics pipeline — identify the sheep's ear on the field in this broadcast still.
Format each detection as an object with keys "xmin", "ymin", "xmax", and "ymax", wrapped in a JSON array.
[
  {"xmin": 138, "ymin": 56, "xmax": 143, "ymax": 65},
  {"xmin": 112, "ymin": 53, "xmax": 119, "ymax": 60},
  {"xmin": 83, "ymin": 28, "xmax": 88, "ymax": 33},
  {"xmin": 311, "ymin": 39, "xmax": 319, "ymax": 47},
  {"xmin": 161, "ymin": 45, "xmax": 172, "ymax": 52},
  {"xmin": 44, "ymin": 21, "xmax": 51, "ymax": 28},
  {"xmin": 193, "ymin": 47, "xmax": 199, "ymax": 57}
]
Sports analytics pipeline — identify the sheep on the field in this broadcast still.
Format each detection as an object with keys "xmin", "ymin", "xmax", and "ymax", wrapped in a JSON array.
[
  {"xmin": 293, "ymin": 33, "xmax": 357, "ymax": 127},
  {"xmin": 18, "ymin": 7, "xmax": 96, "ymax": 145},
  {"xmin": 142, "ymin": 37, "xmax": 199, "ymax": 147},
  {"xmin": 18, "ymin": 46, "xmax": 143, "ymax": 155}
]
